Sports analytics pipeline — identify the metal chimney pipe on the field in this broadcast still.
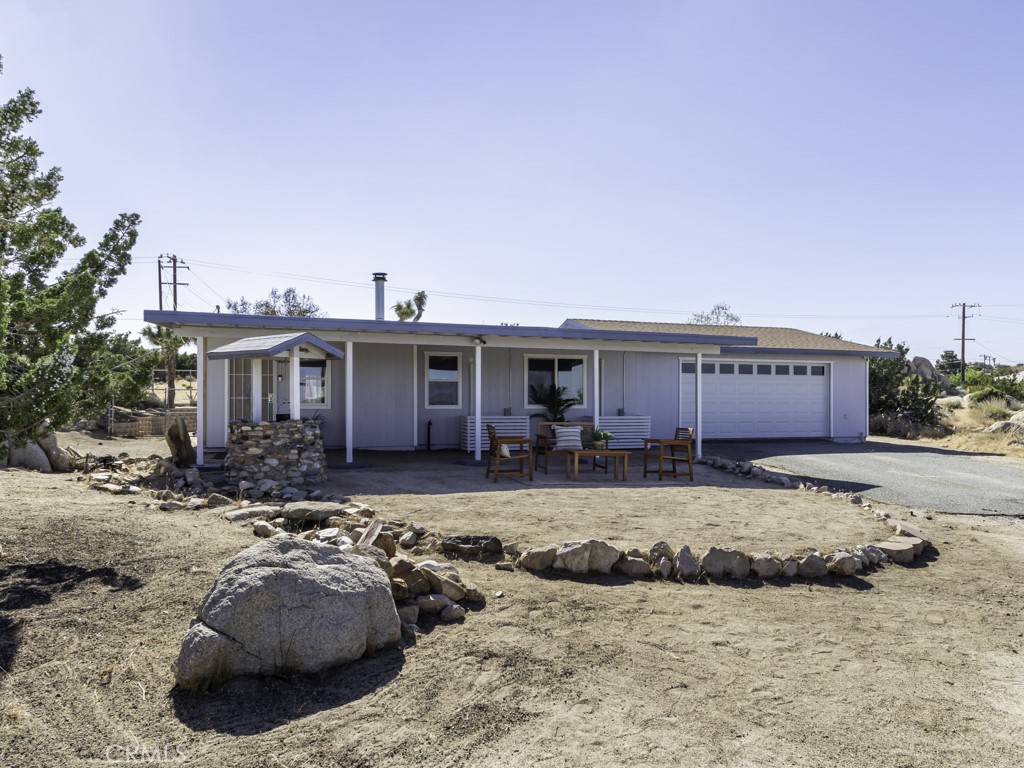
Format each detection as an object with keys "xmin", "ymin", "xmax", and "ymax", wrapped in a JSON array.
[{"xmin": 372, "ymin": 272, "xmax": 387, "ymax": 320}]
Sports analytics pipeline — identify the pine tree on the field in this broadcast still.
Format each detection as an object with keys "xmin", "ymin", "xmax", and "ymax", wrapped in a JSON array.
[{"xmin": 1, "ymin": 57, "xmax": 141, "ymax": 454}]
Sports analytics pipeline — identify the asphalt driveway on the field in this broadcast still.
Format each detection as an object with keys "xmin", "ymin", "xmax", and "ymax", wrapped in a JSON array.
[{"xmin": 709, "ymin": 438, "xmax": 1024, "ymax": 517}]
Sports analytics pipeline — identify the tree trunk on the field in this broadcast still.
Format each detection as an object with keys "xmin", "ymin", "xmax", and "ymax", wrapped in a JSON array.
[{"xmin": 166, "ymin": 352, "xmax": 177, "ymax": 409}]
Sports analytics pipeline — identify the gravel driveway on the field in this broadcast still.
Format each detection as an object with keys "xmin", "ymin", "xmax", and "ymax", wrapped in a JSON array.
[{"xmin": 709, "ymin": 438, "xmax": 1024, "ymax": 517}]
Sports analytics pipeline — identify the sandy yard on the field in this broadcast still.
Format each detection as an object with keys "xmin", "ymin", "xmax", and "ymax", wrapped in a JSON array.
[{"xmin": 1, "ymin": 432, "xmax": 1022, "ymax": 767}]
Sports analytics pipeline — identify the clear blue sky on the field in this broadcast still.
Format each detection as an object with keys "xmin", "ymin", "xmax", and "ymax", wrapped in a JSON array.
[{"xmin": 3, "ymin": 0, "xmax": 1022, "ymax": 365}]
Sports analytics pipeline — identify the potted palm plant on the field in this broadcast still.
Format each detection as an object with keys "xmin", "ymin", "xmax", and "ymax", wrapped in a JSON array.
[{"xmin": 528, "ymin": 384, "xmax": 579, "ymax": 422}]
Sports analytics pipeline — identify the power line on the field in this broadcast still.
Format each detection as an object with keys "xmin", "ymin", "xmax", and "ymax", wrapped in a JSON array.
[{"xmin": 180, "ymin": 257, "xmax": 950, "ymax": 320}]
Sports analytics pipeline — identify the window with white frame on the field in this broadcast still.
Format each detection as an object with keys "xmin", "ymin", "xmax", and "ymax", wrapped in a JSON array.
[
  {"xmin": 228, "ymin": 359, "xmax": 252, "ymax": 421},
  {"xmin": 526, "ymin": 356, "xmax": 586, "ymax": 407},
  {"xmin": 425, "ymin": 353, "xmax": 462, "ymax": 408},
  {"xmin": 299, "ymin": 359, "xmax": 330, "ymax": 407}
]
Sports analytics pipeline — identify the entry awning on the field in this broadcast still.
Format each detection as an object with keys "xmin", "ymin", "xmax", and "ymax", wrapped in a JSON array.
[{"xmin": 206, "ymin": 332, "xmax": 345, "ymax": 361}]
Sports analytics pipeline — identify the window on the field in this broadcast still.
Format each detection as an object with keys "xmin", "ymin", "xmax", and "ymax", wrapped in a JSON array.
[
  {"xmin": 426, "ymin": 354, "xmax": 462, "ymax": 408},
  {"xmin": 757, "ymin": 364, "xmax": 772, "ymax": 375},
  {"xmin": 300, "ymin": 360, "xmax": 329, "ymax": 407},
  {"xmin": 680, "ymin": 362, "xmax": 696, "ymax": 374},
  {"xmin": 701, "ymin": 362, "xmax": 716, "ymax": 374},
  {"xmin": 739, "ymin": 364, "xmax": 753, "ymax": 375},
  {"xmin": 719, "ymin": 363, "xmax": 735, "ymax": 374},
  {"xmin": 229, "ymin": 359, "xmax": 252, "ymax": 421},
  {"xmin": 811, "ymin": 365, "xmax": 826, "ymax": 376},
  {"xmin": 776, "ymin": 365, "xmax": 790, "ymax": 375},
  {"xmin": 794, "ymin": 365, "xmax": 808, "ymax": 376},
  {"xmin": 526, "ymin": 356, "xmax": 585, "ymax": 407},
  {"xmin": 229, "ymin": 359, "xmax": 277, "ymax": 420}
]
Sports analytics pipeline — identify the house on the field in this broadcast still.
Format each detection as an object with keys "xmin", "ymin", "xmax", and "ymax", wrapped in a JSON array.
[{"xmin": 143, "ymin": 278, "xmax": 897, "ymax": 467}]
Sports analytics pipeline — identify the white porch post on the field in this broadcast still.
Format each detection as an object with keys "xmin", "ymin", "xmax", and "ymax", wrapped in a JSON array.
[
  {"xmin": 412, "ymin": 344, "xmax": 418, "ymax": 449},
  {"xmin": 196, "ymin": 336, "xmax": 205, "ymax": 466},
  {"xmin": 592, "ymin": 349, "xmax": 600, "ymax": 430},
  {"xmin": 251, "ymin": 359, "xmax": 263, "ymax": 423},
  {"xmin": 345, "ymin": 341, "xmax": 354, "ymax": 464},
  {"xmin": 474, "ymin": 342, "xmax": 482, "ymax": 462},
  {"xmin": 695, "ymin": 352, "xmax": 703, "ymax": 458},
  {"xmin": 289, "ymin": 347, "xmax": 301, "ymax": 421}
]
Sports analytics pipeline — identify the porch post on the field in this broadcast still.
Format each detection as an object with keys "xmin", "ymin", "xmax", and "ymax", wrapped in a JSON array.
[
  {"xmin": 474, "ymin": 342, "xmax": 482, "ymax": 462},
  {"xmin": 196, "ymin": 336, "xmax": 205, "ymax": 466},
  {"xmin": 289, "ymin": 347, "xmax": 301, "ymax": 421},
  {"xmin": 592, "ymin": 349, "xmax": 600, "ymax": 430},
  {"xmin": 251, "ymin": 359, "xmax": 263, "ymax": 423},
  {"xmin": 695, "ymin": 351, "xmax": 703, "ymax": 458},
  {"xmin": 412, "ymin": 344, "xmax": 418, "ymax": 449},
  {"xmin": 345, "ymin": 341, "xmax": 354, "ymax": 464}
]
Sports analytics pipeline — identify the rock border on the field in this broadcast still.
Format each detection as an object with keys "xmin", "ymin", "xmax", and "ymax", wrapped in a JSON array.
[{"xmin": 80, "ymin": 453, "xmax": 937, "ymax": 588}]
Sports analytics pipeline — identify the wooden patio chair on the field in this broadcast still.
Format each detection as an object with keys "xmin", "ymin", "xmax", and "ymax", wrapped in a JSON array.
[
  {"xmin": 643, "ymin": 426, "xmax": 694, "ymax": 481},
  {"xmin": 533, "ymin": 420, "xmax": 594, "ymax": 474},
  {"xmin": 485, "ymin": 423, "xmax": 534, "ymax": 482}
]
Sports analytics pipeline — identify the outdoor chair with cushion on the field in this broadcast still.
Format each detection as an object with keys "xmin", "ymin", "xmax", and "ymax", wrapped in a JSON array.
[
  {"xmin": 485, "ymin": 423, "xmax": 534, "ymax": 482},
  {"xmin": 643, "ymin": 426, "xmax": 694, "ymax": 481},
  {"xmin": 534, "ymin": 420, "xmax": 594, "ymax": 474}
]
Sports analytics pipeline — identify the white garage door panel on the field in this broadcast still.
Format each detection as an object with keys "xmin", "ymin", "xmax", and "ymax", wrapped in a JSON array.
[{"xmin": 680, "ymin": 362, "xmax": 829, "ymax": 439}]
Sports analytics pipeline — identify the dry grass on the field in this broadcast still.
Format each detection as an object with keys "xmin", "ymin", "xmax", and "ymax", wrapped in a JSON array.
[{"xmin": 923, "ymin": 399, "xmax": 1024, "ymax": 459}]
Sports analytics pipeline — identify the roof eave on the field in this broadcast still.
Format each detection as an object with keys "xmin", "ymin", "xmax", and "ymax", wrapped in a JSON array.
[
  {"xmin": 144, "ymin": 310, "xmax": 757, "ymax": 347},
  {"xmin": 719, "ymin": 345, "xmax": 900, "ymax": 358}
]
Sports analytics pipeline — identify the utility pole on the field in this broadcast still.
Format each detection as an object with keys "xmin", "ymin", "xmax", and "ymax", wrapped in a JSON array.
[
  {"xmin": 952, "ymin": 302, "xmax": 980, "ymax": 382},
  {"xmin": 157, "ymin": 253, "xmax": 190, "ymax": 311}
]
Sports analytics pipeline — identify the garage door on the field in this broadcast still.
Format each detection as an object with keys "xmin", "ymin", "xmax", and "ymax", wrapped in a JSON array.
[{"xmin": 679, "ymin": 361, "xmax": 829, "ymax": 439}]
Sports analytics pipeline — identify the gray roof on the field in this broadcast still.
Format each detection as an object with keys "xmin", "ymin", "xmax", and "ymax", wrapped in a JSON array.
[
  {"xmin": 206, "ymin": 332, "xmax": 345, "ymax": 360},
  {"xmin": 144, "ymin": 311, "xmax": 758, "ymax": 347},
  {"xmin": 563, "ymin": 319, "xmax": 898, "ymax": 358}
]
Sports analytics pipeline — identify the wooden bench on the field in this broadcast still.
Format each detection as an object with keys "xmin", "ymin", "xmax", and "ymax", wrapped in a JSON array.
[{"xmin": 534, "ymin": 420, "xmax": 594, "ymax": 474}]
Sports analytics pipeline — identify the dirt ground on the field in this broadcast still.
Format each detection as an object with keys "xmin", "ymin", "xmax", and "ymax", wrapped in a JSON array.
[{"xmin": 1, "ymin": 433, "xmax": 1023, "ymax": 767}]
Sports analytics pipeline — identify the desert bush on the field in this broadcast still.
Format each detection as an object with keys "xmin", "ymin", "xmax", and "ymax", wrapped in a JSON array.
[
  {"xmin": 970, "ymin": 387, "xmax": 1008, "ymax": 404},
  {"xmin": 869, "ymin": 338, "xmax": 941, "ymax": 430},
  {"xmin": 871, "ymin": 413, "xmax": 950, "ymax": 439},
  {"xmin": 972, "ymin": 398, "xmax": 1011, "ymax": 422},
  {"xmin": 952, "ymin": 370, "xmax": 1024, "ymax": 401}
]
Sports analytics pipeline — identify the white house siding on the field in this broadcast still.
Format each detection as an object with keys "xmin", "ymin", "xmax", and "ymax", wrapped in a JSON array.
[
  {"xmin": 352, "ymin": 342, "xmax": 416, "ymax": 449},
  {"xmin": 829, "ymin": 356, "xmax": 870, "ymax": 441},
  {"xmin": 616, "ymin": 352, "xmax": 684, "ymax": 440}
]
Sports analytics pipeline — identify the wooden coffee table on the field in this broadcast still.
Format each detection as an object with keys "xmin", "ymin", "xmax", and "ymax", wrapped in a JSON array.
[{"xmin": 565, "ymin": 449, "xmax": 630, "ymax": 481}]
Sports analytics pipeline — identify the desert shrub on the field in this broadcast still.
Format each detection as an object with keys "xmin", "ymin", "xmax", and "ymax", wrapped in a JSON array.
[
  {"xmin": 973, "ymin": 398, "xmax": 1011, "ymax": 422},
  {"xmin": 870, "ymin": 414, "xmax": 950, "ymax": 439},
  {"xmin": 970, "ymin": 387, "xmax": 1007, "ymax": 404},
  {"xmin": 869, "ymin": 338, "xmax": 941, "ymax": 430},
  {"xmin": 952, "ymin": 370, "xmax": 1024, "ymax": 401}
]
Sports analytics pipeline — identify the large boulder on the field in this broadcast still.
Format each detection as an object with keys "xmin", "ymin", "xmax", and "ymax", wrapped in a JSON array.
[
  {"xmin": 8, "ymin": 442, "xmax": 52, "ymax": 473},
  {"xmin": 37, "ymin": 430, "xmax": 72, "ymax": 472},
  {"xmin": 173, "ymin": 538, "xmax": 400, "ymax": 690}
]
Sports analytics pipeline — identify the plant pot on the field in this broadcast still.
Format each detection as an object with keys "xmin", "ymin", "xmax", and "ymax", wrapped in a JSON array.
[{"xmin": 593, "ymin": 440, "xmax": 606, "ymax": 450}]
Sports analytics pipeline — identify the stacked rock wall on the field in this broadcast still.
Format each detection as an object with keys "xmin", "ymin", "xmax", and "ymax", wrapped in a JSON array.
[{"xmin": 225, "ymin": 419, "xmax": 326, "ymax": 486}]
